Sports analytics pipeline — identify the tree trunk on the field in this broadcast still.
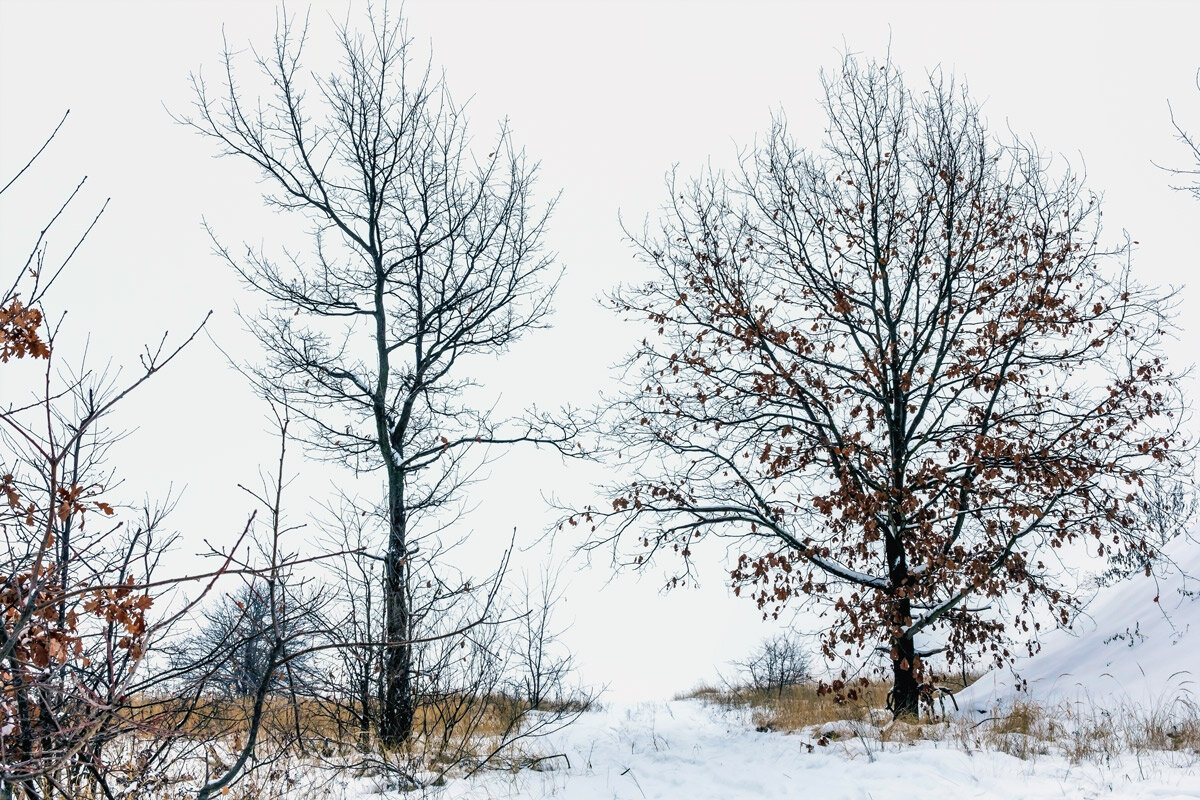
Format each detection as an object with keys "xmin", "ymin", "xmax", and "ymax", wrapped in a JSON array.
[
  {"xmin": 380, "ymin": 496, "xmax": 414, "ymax": 747},
  {"xmin": 381, "ymin": 637, "xmax": 414, "ymax": 748},
  {"xmin": 358, "ymin": 661, "xmax": 372, "ymax": 746},
  {"xmin": 7, "ymin": 654, "xmax": 33, "ymax": 782},
  {"xmin": 890, "ymin": 632, "xmax": 920, "ymax": 718},
  {"xmin": 885, "ymin": 525, "xmax": 920, "ymax": 718}
]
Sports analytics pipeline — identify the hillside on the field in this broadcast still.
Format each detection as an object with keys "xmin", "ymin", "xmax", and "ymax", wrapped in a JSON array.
[
  {"xmin": 412, "ymin": 697, "xmax": 1198, "ymax": 799},
  {"xmin": 957, "ymin": 533, "xmax": 1200, "ymax": 717}
]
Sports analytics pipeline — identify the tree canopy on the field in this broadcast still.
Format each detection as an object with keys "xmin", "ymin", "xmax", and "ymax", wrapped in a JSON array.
[{"xmin": 581, "ymin": 56, "xmax": 1193, "ymax": 715}]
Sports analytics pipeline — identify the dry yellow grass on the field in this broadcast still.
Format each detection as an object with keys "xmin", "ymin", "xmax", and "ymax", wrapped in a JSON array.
[
  {"xmin": 681, "ymin": 680, "xmax": 892, "ymax": 731},
  {"xmin": 682, "ymin": 673, "xmax": 979, "ymax": 732},
  {"xmin": 48, "ymin": 690, "xmax": 593, "ymax": 800},
  {"xmin": 130, "ymin": 690, "xmax": 587, "ymax": 764},
  {"xmin": 131, "ymin": 693, "xmax": 352, "ymax": 741},
  {"xmin": 969, "ymin": 698, "xmax": 1200, "ymax": 762},
  {"xmin": 684, "ymin": 677, "xmax": 1200, "ymax": 765}
]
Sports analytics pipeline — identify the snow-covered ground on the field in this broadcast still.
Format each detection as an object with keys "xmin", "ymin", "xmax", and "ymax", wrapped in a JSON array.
[
  {"xmin": 333, "ymin": 697, "xmax": 1196, "ymax": 799},
  {"xmin": 416, "ymin": 536, "xmax": 1200, "ymax": 799},
  {"xmin": 298, "ymin": 538, "xmax": 1200, "ymax": 799},
  {"xmin": 958, "ymin": 533, "xmax": 1200, "ymax": 718}
]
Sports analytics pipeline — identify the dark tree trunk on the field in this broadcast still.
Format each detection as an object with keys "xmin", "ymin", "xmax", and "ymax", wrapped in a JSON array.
[
  {"xmin": 380, "ymin": 495, "xmax": 415, "ymax": 747},
  {"xmin": 357, "ymin": 662, "xmax": 372, "ymax": 745},
  {"xmin": 7, "ymin": 654, "xmax": 33, "ymax": 782},
  {"xmin": 885, "ymin": 522, "xmax": 920, "ymax": 718},
  {"xmin": 890, "ymin": 631, "xmax": 920, "ymax": 718}
]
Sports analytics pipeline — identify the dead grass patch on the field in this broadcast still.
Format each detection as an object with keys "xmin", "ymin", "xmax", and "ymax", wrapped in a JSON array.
[
  {"xmin": 684, "ymin": 674, "xmax": 1198, "ymax": 767},
  {"xmin": 963, "ymin": 696, "xmax": 1200, "ymax": 763},
  {"xmin": 680, "ymin": 680, "xmax": 892, "ymax": 731},
  {"xmin": 682, "ymin": 672, "xmax": 982, "ymax": 733},
  {"xmin": 128, "ymin": 689, "xmax": 588, "ymax": 771}
]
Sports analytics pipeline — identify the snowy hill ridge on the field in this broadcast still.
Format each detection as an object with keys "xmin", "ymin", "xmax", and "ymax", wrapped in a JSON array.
[{"xmin": 956, "ymin": 532, "xmax": 1200, "ymax": 716}]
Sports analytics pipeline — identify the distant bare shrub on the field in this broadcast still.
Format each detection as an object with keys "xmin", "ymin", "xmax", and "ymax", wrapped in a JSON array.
[{"xmin": 732, "ymin": 633, "xmax": 812, "ymax": 697}]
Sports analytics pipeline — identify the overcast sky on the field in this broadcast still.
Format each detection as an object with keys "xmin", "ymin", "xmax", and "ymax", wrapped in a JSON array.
[{"xmin": 2, "ymin": 0, "xmax": 1198, "ymax": 700}]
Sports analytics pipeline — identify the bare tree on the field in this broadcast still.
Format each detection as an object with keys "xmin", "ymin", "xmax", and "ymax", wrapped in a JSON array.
[
  {"xmin": 181, "ymin": 6, "xmax": 576, "ymax": 746},
  {"xmin": 579, "ymin": 55, "xmax": 1191, "ymax": 717},
  {"xmin": 732, "ymin": 633, "xmax": 811, "ymax": 698},
  {"xmin": 174, "ymin": 581, "xmax": 304, "ymax": 697},
  {"xmin": 1166, "ymin": 68, "xmax": 1200, "ymax": 200},
  {"xmin": 507, "ymin": 559, "xmax": 577, "ymax": 711}
]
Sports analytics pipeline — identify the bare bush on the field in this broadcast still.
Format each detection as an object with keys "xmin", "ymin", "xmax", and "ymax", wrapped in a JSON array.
[
  {"xmin": 507, "ymin": 560, "xmax": 580, "ymax": 711},
  {"xmin": 732, "ymin": 634, "xmax": 812, "ymax": 698}
]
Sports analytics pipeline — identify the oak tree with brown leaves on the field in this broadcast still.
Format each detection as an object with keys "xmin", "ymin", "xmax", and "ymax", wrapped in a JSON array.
[{"xmin": 581, "ymin": 56, "xmax": 1191, "ymax": 717}]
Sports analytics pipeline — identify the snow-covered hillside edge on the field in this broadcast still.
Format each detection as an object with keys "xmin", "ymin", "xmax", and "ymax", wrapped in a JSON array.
[
  {"xmin": 258, "ymin": 539, "xmax": 1200, "ymax": 800},
  {"xmin": 339, "ymin": 539, "xmax": 1200, "ymax": 800},
  {"xmin": 416, "ymin": 698, "xmax": 1197, "ymax": 800},
  {"xmin": 957, "ymin": 532, "xmax": 1200, "ymax": 717}
]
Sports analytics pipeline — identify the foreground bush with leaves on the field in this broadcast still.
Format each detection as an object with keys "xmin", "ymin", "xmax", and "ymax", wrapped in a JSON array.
[{"xmin": 0, "ymin": 114, "xmax": 219, "ymax": 799}]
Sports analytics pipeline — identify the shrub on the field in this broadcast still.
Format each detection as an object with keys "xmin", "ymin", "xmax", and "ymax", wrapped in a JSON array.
[{"xmin": 733, "ymin": 633, "xmax": 812, "ymax": 697}]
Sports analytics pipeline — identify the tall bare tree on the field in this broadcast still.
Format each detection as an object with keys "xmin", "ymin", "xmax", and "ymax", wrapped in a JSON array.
[
  {"xmin": 581, "ymin": 55, "xmax": 1191, "ymax": 716},
  {"xmin": 184, "ymin": 8, "xmax": 574, "ymax": 745}
]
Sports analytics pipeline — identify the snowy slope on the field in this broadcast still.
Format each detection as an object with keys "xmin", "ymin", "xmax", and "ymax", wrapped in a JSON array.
[
  {"xmin": 957, "ymin": 533, "xmax": 1200, "ymax": 716},
  {"xmin": 320, "ymin": 537, "xmax": 1200, "ymax": 800}
]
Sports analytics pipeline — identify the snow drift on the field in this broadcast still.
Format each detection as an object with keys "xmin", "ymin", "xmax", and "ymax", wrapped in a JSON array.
[{"xmin": 956, "ymin": 532, "xmax": 1200, "ymax": 716}]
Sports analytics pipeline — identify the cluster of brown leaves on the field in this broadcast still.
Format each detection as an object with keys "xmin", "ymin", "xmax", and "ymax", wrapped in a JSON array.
[
  {"xmin": 1, "ymin": 560, "xmax": 150, "ymax": 747},
  {"xmin": 0, "ymin": 296, "xmax": 49, "ymax": 362},
  {"xmin": 1, "ymin": 570, "xmax": 148, "ymax": 669},
  {"xmin": 1, "ymin": 566, "xmax": 86, "ymax": 670}
]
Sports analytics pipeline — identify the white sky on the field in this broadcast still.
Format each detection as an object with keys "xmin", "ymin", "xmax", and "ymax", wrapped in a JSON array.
[{"xmin": 2, "ymin": 0, "xmax": 1198, "ymax": 701}]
